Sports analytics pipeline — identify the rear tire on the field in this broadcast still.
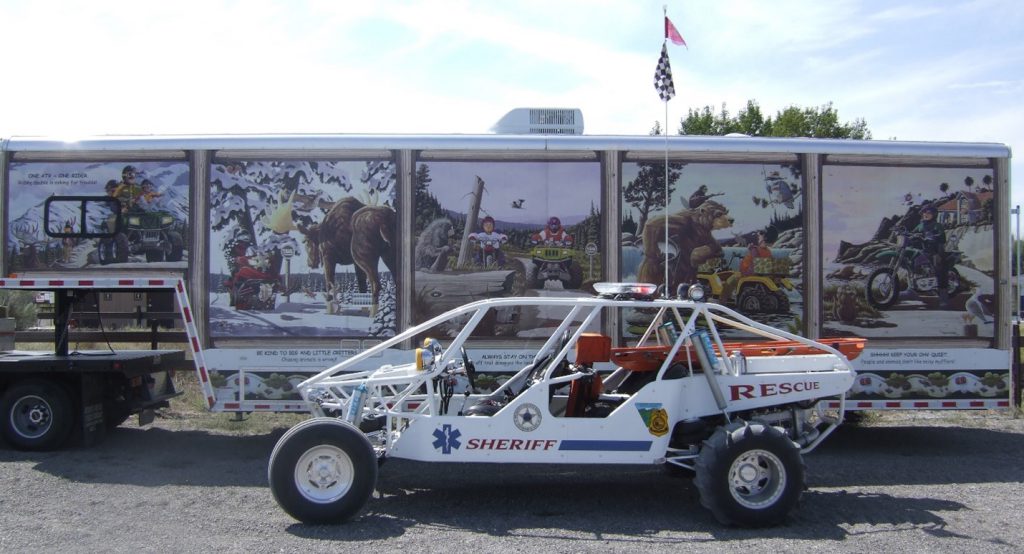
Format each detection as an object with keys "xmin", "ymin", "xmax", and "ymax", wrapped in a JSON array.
[
  {"xmin": 695, "ymin": 421, "xmax": 804, "ymax": 527},
  {"xmin": 268, "ymin": 418, "xmax": 378, "ymax": 523},
  {"xmin": 0, "ymin": 379, "xmax": 75, "ymax": 451}
]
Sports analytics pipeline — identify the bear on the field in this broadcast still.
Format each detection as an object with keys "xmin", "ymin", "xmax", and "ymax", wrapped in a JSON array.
[
  {"xmin": 637, "ymin": 200, "xmax": 734, "ymax": 291},
  {"xmin": 415, "ymin": 218, "xmax": 454, "ymax": 272}
]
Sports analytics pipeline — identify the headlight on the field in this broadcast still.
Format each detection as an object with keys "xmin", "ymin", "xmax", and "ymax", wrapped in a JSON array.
[
  {"xmin": 161, "ymin": 215, "xmax": 174, "ymax": 225},
  {"xmin": 127, "ymin": 216, "xmax": 141, "ymax": 226},
  {"xmin": 686, "ymin": 284, "xmax": 706, "ymax": 301}
]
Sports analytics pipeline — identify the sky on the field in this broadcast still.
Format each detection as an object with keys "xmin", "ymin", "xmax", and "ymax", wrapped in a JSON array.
[{"xmin": 1, "ymin": 0, "xmax": 1021, "ymax": 209}]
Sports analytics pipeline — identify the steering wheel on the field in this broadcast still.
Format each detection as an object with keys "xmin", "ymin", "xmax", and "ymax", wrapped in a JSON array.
[{"xmin": 459, "ymin": 346, "xmax": 477, "ymax": 391}]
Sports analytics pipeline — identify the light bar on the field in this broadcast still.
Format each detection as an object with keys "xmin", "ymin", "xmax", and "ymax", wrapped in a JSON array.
[{"xmin": 593, "ymin": 282, "xmax": 658, "ymax": 298}]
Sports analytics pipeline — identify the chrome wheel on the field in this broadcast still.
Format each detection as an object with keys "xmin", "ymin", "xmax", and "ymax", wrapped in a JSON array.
[{"xmin": 728, "ymin": 448, "xmax": 786, "ymax": 509}]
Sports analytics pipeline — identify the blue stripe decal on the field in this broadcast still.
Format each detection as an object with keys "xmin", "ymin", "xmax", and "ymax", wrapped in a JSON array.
[{"xmin": 558, "ymin": 440, "xmax": 653, "ymax": 452}]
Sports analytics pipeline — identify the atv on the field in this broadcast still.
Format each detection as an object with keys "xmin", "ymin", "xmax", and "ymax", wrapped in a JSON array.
[
  {"xmin": 529, "ymin": 240, "xmax": 583, "ymax": 289},
  {"xmin": 120, "ymin": 206, "xmax": 185, "ymax": 263},
  {"xmin": 268, "ymin": 282, "xmax": 862, "ymax": 527},
  {"xmin": 698, "ymin": 253, "xmax": 794, "ymax": 314}
]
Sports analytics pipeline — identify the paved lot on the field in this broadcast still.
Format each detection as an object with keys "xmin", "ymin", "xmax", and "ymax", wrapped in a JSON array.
[{"xmin": 1, "ymin": 411, "xmax": 1022, "ymax": 553}]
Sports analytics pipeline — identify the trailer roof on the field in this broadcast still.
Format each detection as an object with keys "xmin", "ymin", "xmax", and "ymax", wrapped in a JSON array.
[{"xmin": 0, "ymin": 133, "xmax": 1011, "ymax": 158}]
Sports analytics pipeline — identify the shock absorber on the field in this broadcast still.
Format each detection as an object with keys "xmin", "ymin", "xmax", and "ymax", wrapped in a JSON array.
[{"xmin": 345, "ymin": 383, "xmax": 368, "ymax": 426}]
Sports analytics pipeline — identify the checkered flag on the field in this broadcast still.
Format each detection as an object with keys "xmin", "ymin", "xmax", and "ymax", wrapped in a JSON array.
[{"xmin": 654, "ymin": 44, "xmax": 675, "ymax": 101}]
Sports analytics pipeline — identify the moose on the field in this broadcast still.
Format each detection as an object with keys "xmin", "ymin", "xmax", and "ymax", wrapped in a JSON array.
[{"xmin": 296, "ymin": 197, "xmax": 397, "ymax": 313}]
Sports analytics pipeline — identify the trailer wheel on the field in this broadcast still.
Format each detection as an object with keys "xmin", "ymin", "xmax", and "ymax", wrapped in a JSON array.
[
  {"xmin": 0, "ymin": 380, "xmax": 75, "ymax": 451},
  {"xmin": 268, "ymin": 418, "xmax": 377, "ymax": 524},
  {"xmin": 694, "ymin": 421, "xmax": 804, "ymax": 527}
]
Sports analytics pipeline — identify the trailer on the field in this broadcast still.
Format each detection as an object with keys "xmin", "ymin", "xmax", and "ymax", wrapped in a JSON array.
[
  {"xmin": 0, "ymin": 132, "xmax": 1015, "ymax": 439},
  {"xmin": 0, "ymin": 277, "xmax": 207, "ymax": 449}
]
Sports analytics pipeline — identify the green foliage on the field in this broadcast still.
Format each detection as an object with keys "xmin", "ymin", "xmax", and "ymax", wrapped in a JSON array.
[
  {"xmin": 680, "ymin": 100, "xmax": 871, "ymax": 139},
  {"xmin": 414, "ymin": 163, "xmax": 447, "ymax": 231},
  {"xmin": 0, "ymin": 291, "xmax": 39, "ymax": 330}
]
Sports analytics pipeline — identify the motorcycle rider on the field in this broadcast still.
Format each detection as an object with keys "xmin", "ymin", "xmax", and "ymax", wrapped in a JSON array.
[
  {"xmin": 469, "ymin": 216, "xmax": 507, "ymax": 268},
  {"xmin": 912, "ymin": 204, "xmax": 950, "ymax": 307}
]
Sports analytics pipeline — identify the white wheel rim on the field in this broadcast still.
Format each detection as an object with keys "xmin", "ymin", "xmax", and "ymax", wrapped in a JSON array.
[
  {"xmin": 294, "ymin": 444, "xmax": 355, "ymax": 504},
  {"xmin": 728, "ymin": 448, "xmax": 786, "ymax": 509},
  {"xmin": 10, "ymin": 394, "xmax": 52, "ymax": 439}
]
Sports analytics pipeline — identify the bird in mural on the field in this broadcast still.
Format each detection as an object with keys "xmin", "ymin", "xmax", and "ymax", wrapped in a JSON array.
[
  {"xmin": 765, "ymin": 172, "xmax": 796, "ymax": 209},
  {"xmin": 511, "ymin": 199, "xmax": 525, "ymax": 209}
]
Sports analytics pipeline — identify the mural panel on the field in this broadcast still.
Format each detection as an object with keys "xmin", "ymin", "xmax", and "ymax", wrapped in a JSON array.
[
  {"xmin": 208, "ymin": 159, "xmax": 397, "ymax": 338},
  {"xmin": 822, "ymin": 165, "xmax": 995, "ymax": 338},
  {"xmin": 412, "ymin": 160, "xmax": 602, "ymax": 338},
  {"xmin": 620, "ymin": 161, "xmax": 805, "ymax": 337},
  {"xmin": 6, "ymin": 161, "xmax": 190, "ymax": 272}
]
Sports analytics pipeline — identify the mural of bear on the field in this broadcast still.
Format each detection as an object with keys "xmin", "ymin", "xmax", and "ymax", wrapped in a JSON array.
[{"xmin": 638, "ymin": 200, "xmax": 734, "ymax": 289}]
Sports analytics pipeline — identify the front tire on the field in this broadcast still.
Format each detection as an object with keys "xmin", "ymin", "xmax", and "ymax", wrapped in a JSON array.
[
  {"xmin": 695, "ymin": 421, "xmax": 804, "ymax": 527},
  {"xmin": 268, "ymin": 418, "xmax": 378, "ymax": 524},
  {"xmin": 865, "ymin": 267, "xmax": 900, "ymax": 308},
  {"xmin": 0, "ymin": 379, "xmax": 75, "ymax": 450}
]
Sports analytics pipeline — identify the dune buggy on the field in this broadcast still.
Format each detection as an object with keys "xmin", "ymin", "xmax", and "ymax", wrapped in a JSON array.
[{"xmin": 268, "ymin": 283, "xmax": 862, "ymax": 527}]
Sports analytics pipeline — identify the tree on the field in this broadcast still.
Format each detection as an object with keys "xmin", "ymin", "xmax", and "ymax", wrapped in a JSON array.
[
  {"xmin": 680, "ymin": 100, "xmax": 871, "ymax": 139},
  {"xmin": 625, "ymin": 124, "xmax": 684, "ymax": 236}
]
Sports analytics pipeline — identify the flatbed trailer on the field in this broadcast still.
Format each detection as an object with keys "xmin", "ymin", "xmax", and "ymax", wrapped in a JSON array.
[{"xmin": 0, "ymin": 277, "xmax": 208, "ymax": 450}]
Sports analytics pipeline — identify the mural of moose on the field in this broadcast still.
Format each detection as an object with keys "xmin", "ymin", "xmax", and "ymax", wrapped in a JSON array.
[{"xmin": 296, "ymin": 197, "xmax": 397, "ymax": 313}]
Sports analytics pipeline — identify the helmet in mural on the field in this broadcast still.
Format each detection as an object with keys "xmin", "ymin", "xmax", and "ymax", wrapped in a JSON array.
[
  {"xmin": 122, "ymin": 165, "xmax": 138, "ymax": 180},
  {"xmin": 921, "ymin": 204, "xmax": 937, "ymax": 216},
  {"xmin": 481, "ymin": 216, "xmax": 495, "ymax": 229},
  {"xmin": 547, "ymin": 216, "xmax": 561, "ymax": 231}
]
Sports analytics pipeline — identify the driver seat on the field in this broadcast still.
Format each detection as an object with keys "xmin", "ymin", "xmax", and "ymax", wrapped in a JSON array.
[{"xmin": 565, "ymin": 333, "xmax": 610, "ymax": 417}]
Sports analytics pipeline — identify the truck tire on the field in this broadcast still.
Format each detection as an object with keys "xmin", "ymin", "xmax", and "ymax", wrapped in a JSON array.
[
  {"xmin": 0, "ymin": 379, "xmax": 75, "ymax": 451},
  {"xmin": 268, "ymin": 418, "xmax": 378, "ymax": 524},
  {"xmin": 695, "ymin": 421, "xmax": 804, "ymax": 527}
]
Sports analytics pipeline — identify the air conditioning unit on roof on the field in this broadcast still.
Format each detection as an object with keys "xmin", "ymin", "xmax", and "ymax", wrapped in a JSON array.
[{"xmin": 491, "ymin": 108, "xmax": 584, "ymax": 135}]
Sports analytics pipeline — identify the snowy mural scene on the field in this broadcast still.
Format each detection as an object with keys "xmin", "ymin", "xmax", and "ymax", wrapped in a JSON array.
[{"xmin": 208, "ymin": 159, "xmax": 397, "ymax": 338}]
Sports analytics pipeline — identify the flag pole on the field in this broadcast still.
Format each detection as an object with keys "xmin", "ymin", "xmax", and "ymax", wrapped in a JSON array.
[{"xmin": 663, "ymin": 5, "xmax": 670, "ymax": 297}]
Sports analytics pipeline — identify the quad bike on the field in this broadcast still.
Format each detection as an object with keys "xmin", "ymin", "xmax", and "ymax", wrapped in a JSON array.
[
  {"xmin": 864, "ymin": 231, "xmax": 963, "ymax": 309},
  {"xmin": 529, "ymin": 240, "xmax": 583, "ymax": 289},
  {"xmin": 697, "ymin": 253, "xmax": 794, "ymax": 314},
  {"xmin": 97, "ymin": 232, "xmax": 131, "ymax": 265},
  {"xmin": 117, "ymin": 206, "xmax": 185, "ymax": 263},
  {"xmin": 268, "ymin": 282, "xmax": 862, "ymax": 528}
]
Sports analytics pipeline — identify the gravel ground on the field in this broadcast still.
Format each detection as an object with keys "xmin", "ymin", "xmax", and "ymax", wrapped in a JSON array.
[{"xmin": 1, "ymin": 410, "xmax": 1022, "ymax": 553}]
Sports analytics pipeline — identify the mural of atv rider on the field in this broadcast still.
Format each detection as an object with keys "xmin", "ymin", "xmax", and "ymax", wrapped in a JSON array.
[
  {"xmin": 531, "ymin": 216, "xmax": 574, "ymax": 247},
  {"xmin": 113, "ymin": 165, "xmax": 142, "ymax": 211},
  {"xmin": 716, "ymin": 226, "xmax": 786, "ymax": 309},
  {"xmin": 469, "ymin": 216, "xmax": 508, "ymax": 268},
  {"xmin": 529, "ymin": 216, "xmax": 583, "ymax": 289}
]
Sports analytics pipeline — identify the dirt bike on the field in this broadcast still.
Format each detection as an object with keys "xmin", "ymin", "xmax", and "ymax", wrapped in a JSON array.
[
  {"xmin": 529, "ymin": 239, "xmax": 583, "ymax": 289},
  {"xmin": 864, "ymin": 231, "xmax": 962, "ymax": 309},
  {"xmin": 474, "ymin": 237, "xmax": 506, "ymax": 269}
]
